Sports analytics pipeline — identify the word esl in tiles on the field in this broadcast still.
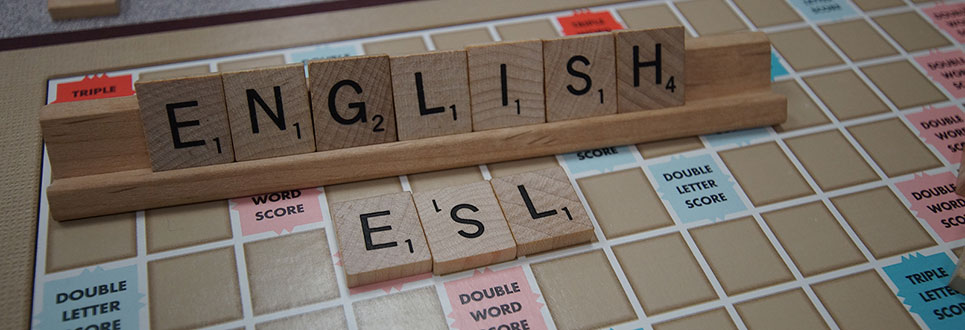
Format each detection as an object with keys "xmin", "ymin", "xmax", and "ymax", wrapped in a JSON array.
[
  {"xmin": 133, "ymin": 27, "xmax": 682, "ymax": 171},
  {"xmin": 331, "ymin": 167, "xmax": 592, "ymax": 286}
]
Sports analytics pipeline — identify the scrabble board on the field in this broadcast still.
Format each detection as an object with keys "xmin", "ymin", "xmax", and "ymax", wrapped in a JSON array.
[{"xmin": 15, "ymin": 0, "xmax": 965, "ymax": 329}]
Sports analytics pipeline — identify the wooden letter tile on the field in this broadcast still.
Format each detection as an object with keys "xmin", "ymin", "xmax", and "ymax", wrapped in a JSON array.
[
  {"xmin": 330, "ymin": 191, "xmax": 432, "ymax": 287},
  {"xmin": 951, "ymin": 258, "xmax": 965, "ymax": 293},
  {"xmin": 48, "ymin": 0, "xmax": 119, "ymax": 20},
  {"xmin": 309, "ymin": 55, "xmax": 397, "ymax": 151},
  {"xmin": 467, "ymin": 40, "xmax": 546, "ymax": 131},
  {"xmin": 615, "ymin": 27, "xmax": 685, "ymax": 112},
  {"xmin": 413, "ymin": 181, "xmax": 517, "ymax": 274},
  {"xmin": 390, "ymin": 50, "xmax": 472, "ymax": 140},
  {"xmin": 542, "ymin": 33, "xmax": 617, "ymax": 122},
  {"xmin": 135, "ymin": 73, "xmax": 234, "ymax": 171},
  {"xmin": 222, "ymin": 64, "xmax": 316, "ymax": 161},
  {"xmin": 490, "ymin": 167, "xmax": 594, "ymax": 256}
]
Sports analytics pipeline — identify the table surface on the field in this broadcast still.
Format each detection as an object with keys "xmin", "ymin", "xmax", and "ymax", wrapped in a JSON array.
[{"xmin": 2, "ymin": 0, "xmax": 338, "ymax": 39}]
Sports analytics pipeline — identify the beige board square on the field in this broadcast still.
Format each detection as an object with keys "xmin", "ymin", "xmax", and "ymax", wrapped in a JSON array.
[
  {"xmin": 762, "ymin": 202, "xmax": 866, "ymax": 277},
  {"xmin": 675, "ymin": 0, "xmax": 747, "ymax": 36},
  {"xmin": 148, "ymin": 247, "xmax": 242, "ymax": 330},
  {"xmin": 637, "ymin": 136, "xmax": 704, "ymax": 159},
  {"xmin": 785, "ymin": 130, "xmax": 878, "ymax": 191},
  {"xmin": 407, "ymin": 166, "xmax": 483, "ymax": 193},
  {"xmin": 618, "ymin": 5, "xmax": 685, "ymax": 30},
  {"xmin": 736, "ymin": 289, "xmax": 830, "ymax": 330},
  {"xmin": 613, "ymin": 233, "xmax": 717, "ymax": 315},
  {"xmin": 615, "ymin": 27, "xmax": 685, "ymax": 111},
  {"xmin": 690, "ymin": 217, "xmax": 794, "ymax": 295},
  {"xmin": 773, "ymin": 79, "xmax": 830, "ymax": 132},
  {"xmin": 812, "ymin": 271, "xmax": 918, "ymax": 330},
  {"xmin": 543, "ymin": 33, "xmax": 617, "ymax": 122},
  {"xmin": 217, "ymin": 55, "xmax": 286, "ymax": 72},
  {"xmin": 467, "ymin": 40, "xmax": 546, "ymax": 131},
  {"xmin": 653, "ymin": 308, "xmax": 737, "ymax": 330},
  {"xmin": 862, "ymin": 60, "xmax": 947, "ymax": 109},
  {"xmin": 245, "ymin": 230, "xmax": 339, "ymax": 314},
  {"xmin": 413, "ymin": 181, "xmax": 516, "ymax": 274},
  {"xmin": 803, "ymin": 69, "xmax": 889, "ymax": 121},
  {"xmin": 353, "ymin": 286, "xmax": 447, "ymax": 330},
  {"xmin": 145, "ymin": 200, "xmax": 232, "ymax": 253},
  {"xmin": 135, "ymin": 73, "xmax": 234, "ymax": 171},
  {"xmin": 955, "ymin": 246, "xmax": 964, "ymax": 258},
  {"xmin": 331, "ymin": 191, "xmax": 431, "ymax": 287},
  {"xmin": 821, "ymin": 20, "xmax": 898, "ymax": 62},
  {"xmin": 256, "ymin": 306, "xmax": 347, "ymax": 330},
  {"xmin": 391, "ymin": 50, "xmax": 472, "ymax": 140},
  {"xmin": 363, "ymin": 36, "xmax": 428, "ymax": 56},
  {"xmin": 325, "ymin": 176, "xmax": 403, "ymax": 204},
  {"xmin": 732, "ymin": 0, "xmax": 802, "ymax": 27},
  {"xmin": 431, "ymin": 28, "xmax": 493, "ymax": 50},
  {"xmin": 490, "ymin": 167, "xmax": 594, "ymax": 256},
  {"xmin": 718, "ymin": 142, "xmax": 814, "ymax": 206},
  {"xmin": 222, "ymin": 64, "xmax": 315, "ymax": 161},
  {"xmin": 139, "ymin": 65, "xmax": 210, "ymax": 82},
  {"xmin": 576, "ymin": 168, "xmax": 675, "ymax": 238},
  {"xmin": 848, "ymin": 118, "xmax": 943, "ymax": 177},
  {"xmin": 531, "ymin": 250, "xmax": 637, "ymax": 330},
  {"xmin": 496, "ymin": 19, "xmax": 559, "ymax": 41},
  {"xmin": 852, "ymin": 0, "xmax": 906, "ymax": 11},
  {"xmin": 309, "ymin": 55, "xmax": 397, "ymax": 151},
  {"xmin": 874, "ymin": 11, "xmax": 951, "ymax": 52},
  {"xmin": 830, "ymin": 187, "xmax": 935, "ymax": 258},
  {"xmin": 768, "ymin": 28, "xmax": 844, "ymax": 71},
  {"xmin": 487, "ymin": 156, "xmax": 559, "ymax": 178},
  {"xmin": 46, "ymin": 213, "xmax": 136, "ymax": 273}
]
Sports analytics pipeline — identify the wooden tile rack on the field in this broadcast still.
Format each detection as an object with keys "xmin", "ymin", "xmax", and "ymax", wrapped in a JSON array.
[{"xmin": 40, "ymin": 32, "xmax": 786, "ymax": 221}]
